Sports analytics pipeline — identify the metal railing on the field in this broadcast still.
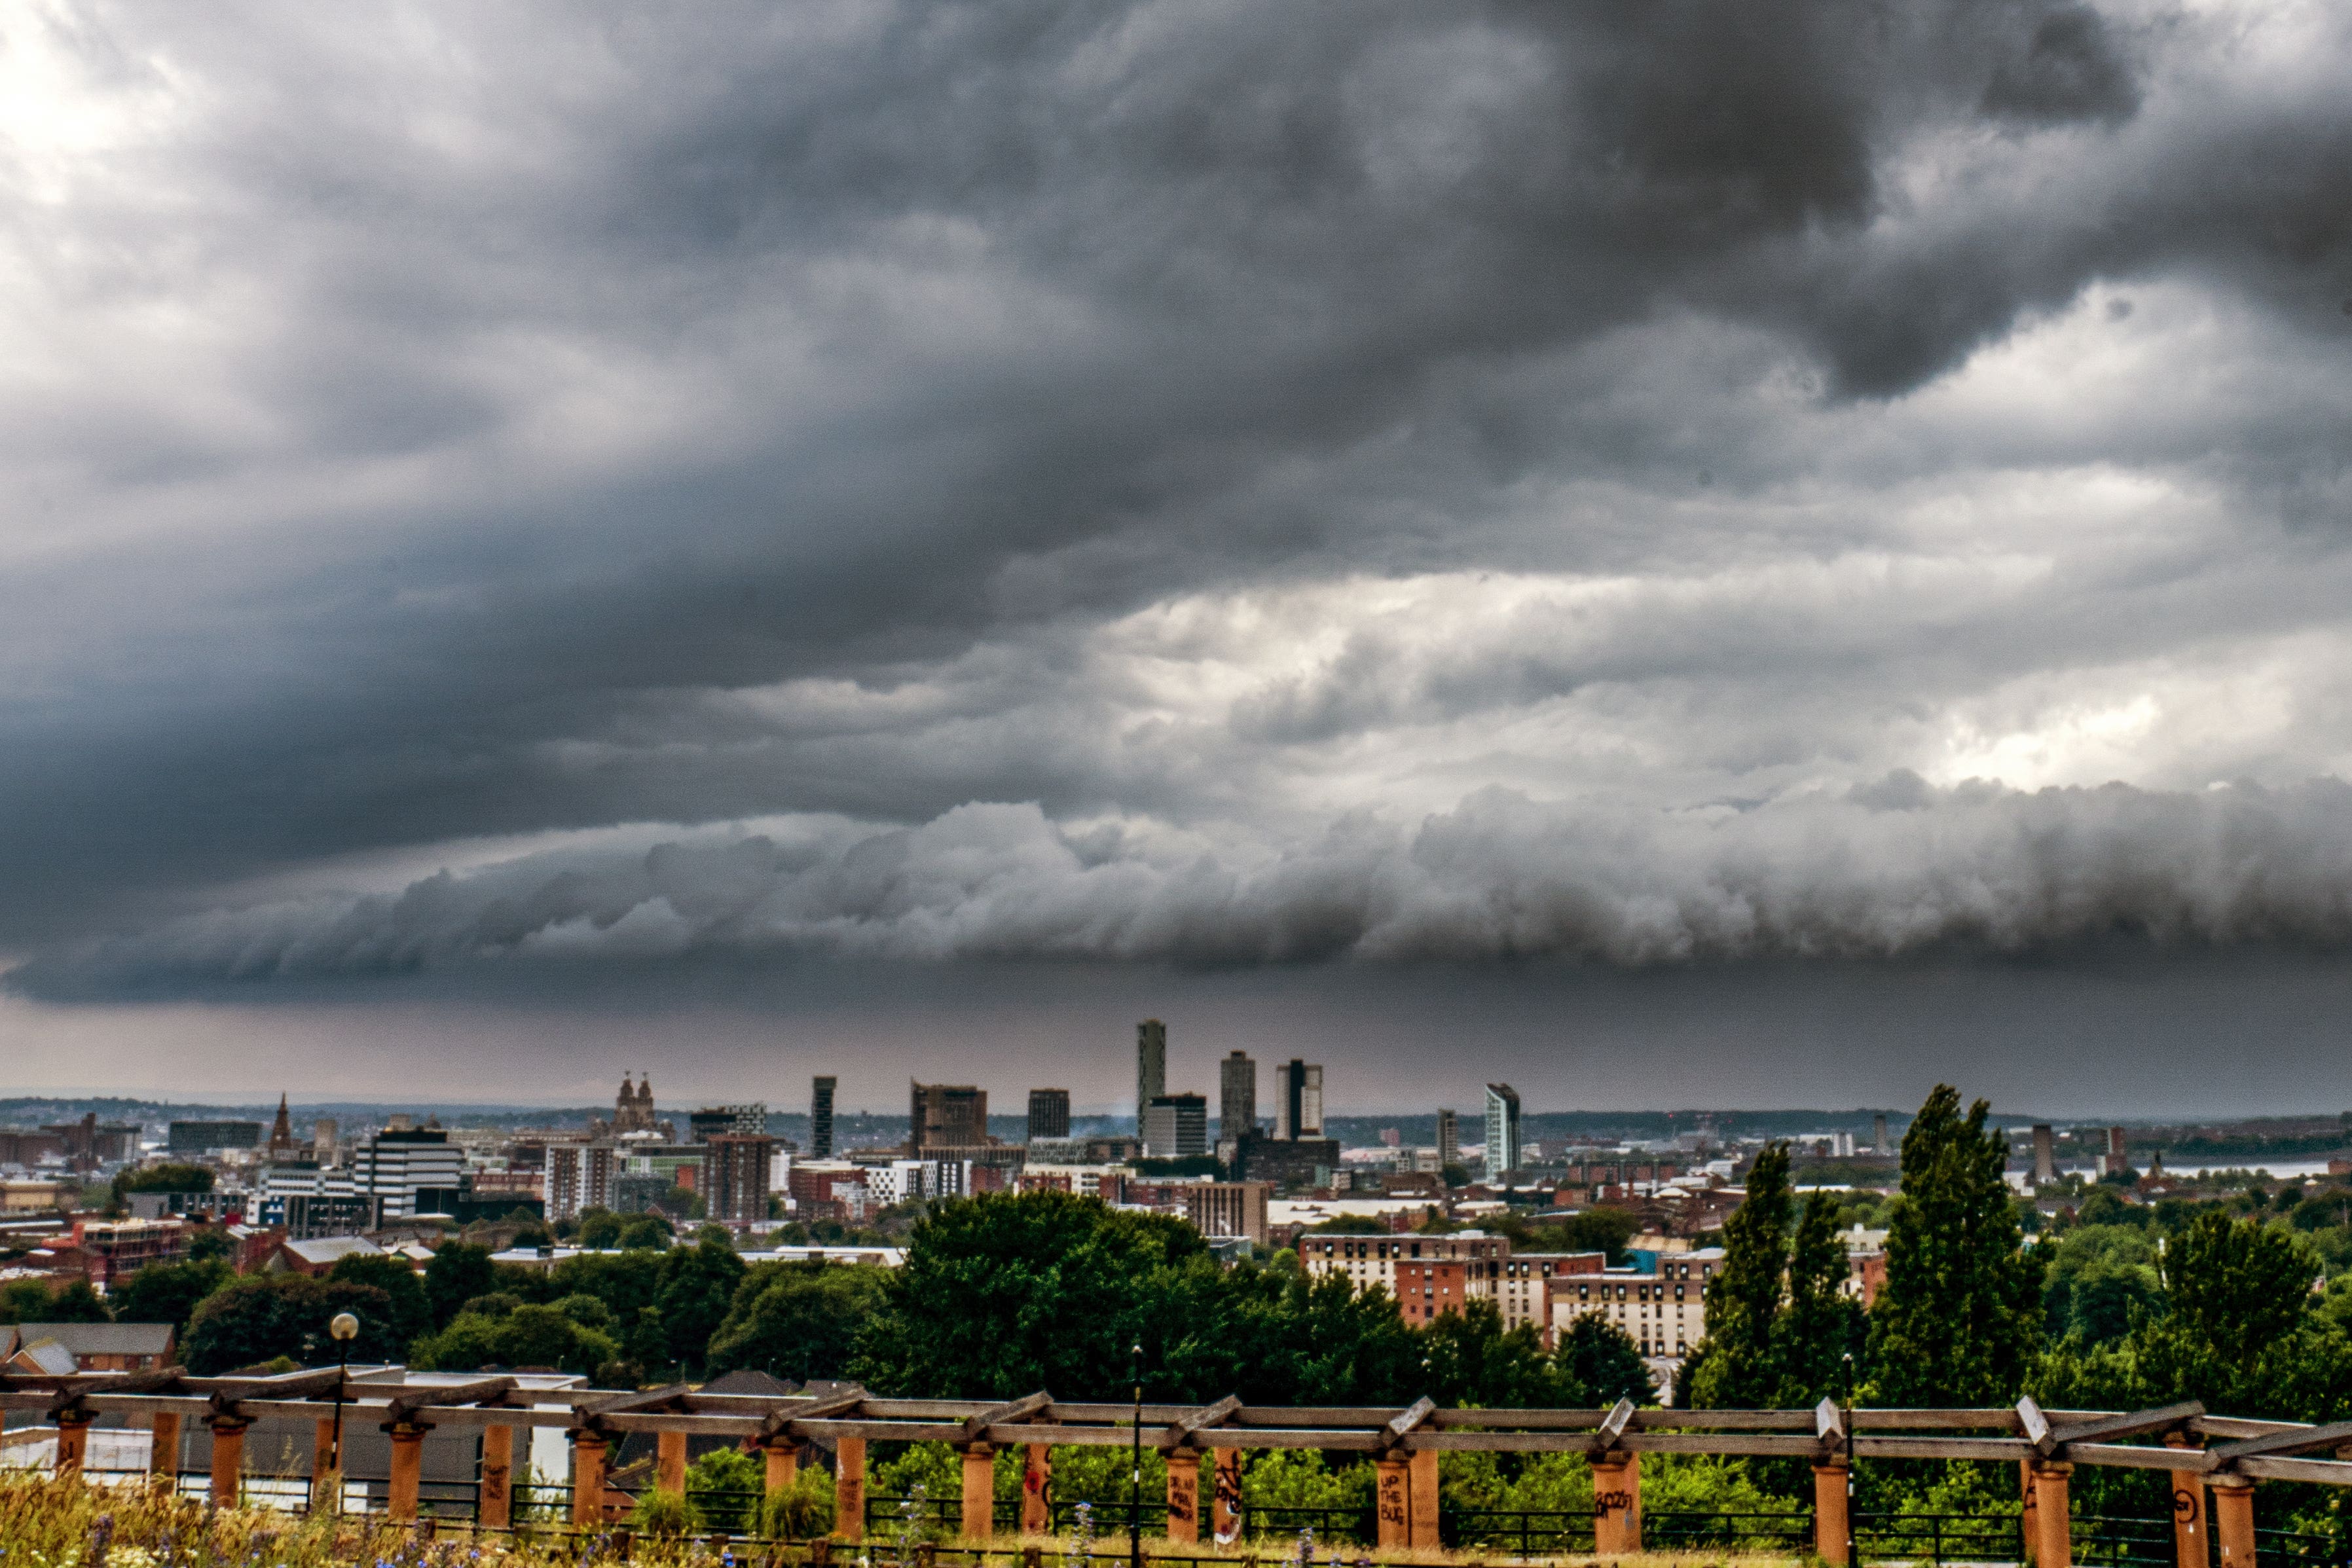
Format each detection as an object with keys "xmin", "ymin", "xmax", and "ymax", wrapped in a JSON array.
[
  {"xmin": 2258, "ymin": 1523, "xmax": 2352, "ymax": 1565},
  {"xmin": 1856, "ymin": 1509, "xmax": 2022, "ymax": 1561},
  {"xmin": 1442, "ymin": 1507, "xmax": 1595, "ymax": 1554},
  {"xmin": 2072, "ymin": 1512, "xmax": 2178, "ymax": 1567},
  {"xmin": 1649, "ymin": 1508, "xmax": 1812, "ymax": 1551}
]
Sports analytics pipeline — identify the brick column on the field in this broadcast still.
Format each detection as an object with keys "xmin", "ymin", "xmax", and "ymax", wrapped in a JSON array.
[
  {"xmin": 150, "ymin": 1412, "xmax": 181, "ymax": 1484},
  {"xmin": 312, "ymin": 1418, "xmax": 338, "ymax": 1512},
  {"xmin": 54, "ymin": 1411, "xmax": 94, "ymax": 1476},
  {"xmin": 387, "ymin": 1423, "xmax": 428, "ymax": 1522},
  {"xmin": 1167, "ymin": 1449, "xmax": 1202, "ymax": 1544},
  {"xmin": 2021, "ymin": 1459, "xmax": 2038, "ymax": 1565},
  {"xmin": 209, "ymin": 1419, "xmax": 249, "ymax": 1509},
  {"xmin": 1021, "ymin": 1443, "xmax": 1052, "ymax": 1535},
  {"xmin": 479, "ymin": 1423, "xmax": 515, "ymax": 1533},
  {"xmin": 1408, "ymin": 1447, "xmax": 1440, "ymax": 1550},
  {"xmin": 1374, "ymin": 1455, "xmax": 1408, "ymax": 1550},
  {"xmin": 1812, "ymin": 1459, "xmax": 1850, "ymax": 1566},
  {"xmin": 961, "ymin": 1444, "xmax": 996, "ymax": 1540},
  {"xmin": 835, "ymin": 1436, "xmax": 867, "ymax": 1540},
  {"xmin": 570, "ymin": 1430, "xmax": 610, "ymax": 1530},
  {"xmin": 1590, "ymin": 1451, "xmax": 1640, "ymax": 1554},
  {"xmin": 765, "ymin": 1437, "xmax": 799, "ymax": 1496},
  {"xmin": 2210, "ymin": 1476, "xmax": 2256, "ymax": 1567},
  {"xmin": 2029, "ymin": 1459, "xmax": 2074, "ymax": 1568},
  {"xmin": 1211, "ymin": 1448, "xmax": 1242, "ymax": 1544},
  {"xmin": 2165, "ymin": 1432, "xmax": 2209, "ymax": 1568},
  {"xmin": 659, "ymin": 1429, "xmax": 689, "ymax": 1495}
]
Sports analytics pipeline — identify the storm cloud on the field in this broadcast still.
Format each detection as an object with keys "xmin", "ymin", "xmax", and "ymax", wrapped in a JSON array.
[{"xmin": 6, "ymin": 1, "xmax": 2352, "ymax": 1097}]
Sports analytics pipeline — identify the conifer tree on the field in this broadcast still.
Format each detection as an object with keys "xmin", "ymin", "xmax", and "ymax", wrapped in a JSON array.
[
  {"xmin": 1867, "ymin": 1085, "xmax": 2041, "ymax": 1406},
  {"xmin": 1690, "ymin": 1140, "xmax": 1865, "ymax": 1409}
]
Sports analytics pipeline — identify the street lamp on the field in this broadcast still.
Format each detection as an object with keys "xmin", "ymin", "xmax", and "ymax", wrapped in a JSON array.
[
  {"xmin": 327, "ymin": 1312, "xmax": 359, "ymax": 1514},
  {"xmin": 1130, "ymin": 1343, "xmax": 1144, "ymax": 1568},
  {"xmin": 1840, "ymin": 1351, "xmax": 1856, "ymax": 1567}
]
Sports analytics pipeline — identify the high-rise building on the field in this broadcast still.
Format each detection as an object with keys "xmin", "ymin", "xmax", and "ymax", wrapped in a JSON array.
[
  {"xmin": 705, "ymin": 1133, "xmax": 774, "ymax": 1226},
  {"xmin": 545, "ymin": 1141, "xmax": 617, "ymax": 1221},
  {"xmin": 1027, "ymin": 1089, "xmax": 1071, "ymax": 1142},
  {"xmin": 1183, "ymin": 1180, "xmax": 1272, "ymax": 1247},
  {"xmin": 811, "ymin": 1076, "xmax": 836, "ymax": 1159},
  {"xmin": 1137, "ymin": 1019, "xmax": 1167, "ymax": 1122},
  {"xmin": 1143, "ymin": 1094, "xmax": 1209, "ymax": 1159},
  {"xmin": 1873, "ymin": 1113, "xmax": 1890, "ymax": 1155},
  {"xmin": 1484, "ymin": 1084, "xmax": 1522, "ymax": 1177},
  {"xmin": 910, "ymin": 1082, "xmax": 989, "ymax": 1152},
  {"xmin": 1219, "ymin": 1051, "xmax": 1257, "ymax": 1139},
  {"xmin": 690, "ymin": 1104, "xmax": 767, "ymax": 1142},
  {"xmin": 312, "ymin": 1119, "xmax": 338, "ymax": 1163},
  {"xmin": 1436, "ymin": 1108, "xmax": 1460, "ymax": 1165},
  {"xmin": 1274, "ymin": 1061, "xmax": 1323, "ymax": 1140},
  {"xmin": 348, "ymin": 1125, "xmax": 466, "ymax": 1220},
  {"xmin": 2032, "ymin": 1123, "xmax": 2055, "ymax": 1185}
]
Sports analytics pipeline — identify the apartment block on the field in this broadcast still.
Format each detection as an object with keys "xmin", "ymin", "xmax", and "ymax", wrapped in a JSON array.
[{"xmin": 1548, "ymin": 1247, "xmax": 1723, "ymax": 1358}]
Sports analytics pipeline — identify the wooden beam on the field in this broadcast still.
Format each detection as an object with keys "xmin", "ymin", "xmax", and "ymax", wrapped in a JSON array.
[
  {"xmin": 2047, "ymin": 1401, "xmax": 2205, "ymax": 1453},
  {"xmin": 758, "ymin": 1387, "xmax": 868, "ymax": 1443},
  {"xmin": 2210, "ymin": 1417, "xmax": 2352, "ymax": 1466},
  {"xmin": 1161, "ymin": 1394, "xmax": 1243, "ymax": 1452},
  {"xmin": 2017, "ymin": 1395, "xmax": 2053, "ymax": 1454},
  {"xmin": 210, "ymin": 1367, "xmax": 346, "ymax": 1421},
  {"xmin": 1815, "ymin": 1397, "xmax": 1844, "ymax": 1445},
  {"xmin": 579, "ymin": 1381, "xmax": 697, "ymax": 1417},
  {"xmin": 1595, "ymin": 1398, "xmax": 1636, "ymax": 1451},
  {"xmin": 1375, "ymin": 1397, "xmax": 1435, "ymax": 1455},
  {"xmin": 963, "ymin": 1391, "xmax": 1054, "ymax": 1446},
  {"xmin": 386, "ymin": 1377, "xmax": 517, "ymax": 1425}
]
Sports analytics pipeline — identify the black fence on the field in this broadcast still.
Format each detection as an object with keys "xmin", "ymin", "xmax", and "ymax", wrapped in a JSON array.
[{"xmin": 2260, "ymin": 1523, "xmax": 2352, "ymax": 1565}]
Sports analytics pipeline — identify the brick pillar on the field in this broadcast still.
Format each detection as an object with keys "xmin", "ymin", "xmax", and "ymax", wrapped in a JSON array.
[
  {"xmin": 961, "ymin": 1444, "xmax": 996, "ymax": 1540},
  {"xmin": 388, "ymin": 1423, "xmax": 428, "ymax": 1522},
  {"xmin": 2165, "ymin": 1432, "xmax": 2209, "ymax": 1568},
  {"xmin": 835, "ymin": 1436, "xmax": 867, "ymax": 1540},
  {"xmin": 54, "ymin": 1412, "xmax": 94, "ymax": 1476},
  {"xmin": 1167, "ymin": 1449, "xmax": 1202, "ymax": 1544},
  {"xmin": 209, "ymin": 1419, "xmax": 249, "ymax": 1509},
  {"xmin": 479, "ymin": 1423, "xmax": 515, "ymax": 1533},
  {"xmin": 150, "ymin": 1412, "xmax": 182, "ymax": 1483},
  {"xmin": 1021, "ymin": 1443, "xmax": 1052, "ymax": 1535},
  {"xmin": 2030, "ymin": 1459, "xmax": 2074, "ymax": 1568},
  {"xmin": 2211, "ymin": 1477, "xmax": 2256, "ymax": 1567},
  {"xmin": 1812, "ymin": 1459, "xmax": 1850, "ymax": 1566},
  {"xmin": 1590, "ymin": 1451, "xmax": 1640, "ymax": 1554},
  {"xmin": 1408, "ymin": 1448, "xmax": 1440, "ymax": 1550},
  {"xmin": 659, "ymin": 1428, "xmax": 689, "ymax": 1495},
  {"xmin": 312, "ymin": 1417, "xmax": 338, "ymax": 1512},
  {"xmin": 1211, "ymin": 1448, "xmax": 1242, "ymax": 1544},
  {"xmin": 570, "ymin": 1431, "xmax": 610, "ymax": 1530},
  {"xmin": 1374, "ymin": 1455, "xmax": 1408, "ymax": 1550},
  {"xmin": 766, "ymin": 1438, "xmax": 799, "ymax": 1496}
]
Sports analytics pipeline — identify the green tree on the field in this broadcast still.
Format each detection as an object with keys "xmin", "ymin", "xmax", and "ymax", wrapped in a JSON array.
[
  {"xmin": 110, "ymin": 1163, "xmax": 215, "ymax": 1202},
  {"xmin": 2133, "ymin": 1212, "xmax": 2330, "ymax": 1418},
  {"xmin": 185, "ymin": 1229, "xmax": 233, "ymax": 1264},
  {"xmin": 1867, "ymin": 1084, "xmax": 2042, "ymax": 1406},
  {"xmin": 1689, "ymin": 1143, "xmax": 1861, "ymax": 1410},
  {"xmin": 0, "ymin": 1277, "xmax": 111, "ymax": 1324},
  {"xmin": 182, "ymin": 1276, "xmax": 399, "ymax": 1374},
  {"xmin": 707, "ymin": 1261, "xmax": 891, "ymax": 1382},
  {"xmin": 656, "ymin": 1231, "xmax": 746, "ymax": 1374},
  {"xmin": 326, "ymin": 1252, "xmax": 432, "ymax": 1352},
  {"xmin": 109, "ymin": 1259, "xmax": 232, "ymax": 1340},
  {"xmin": 424, "ymin": 1242, "xmax": 496, "ymax": 1330},
  {"xmin": 1420, "ymin": 1298, "xmax": 1565, "ymax": 1407},
  {"xmin": 1554, "ymin": 1312, "xmax": 1655, "ymax": 1406},
  {"xmin": 410, "ymin": 1301, "xmax": 619, "ymax": 1375}
]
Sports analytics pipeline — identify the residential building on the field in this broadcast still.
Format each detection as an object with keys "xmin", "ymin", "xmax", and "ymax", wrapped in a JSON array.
[
  {"xmin": 1484, "ymin": 1084, "xmax": 1522, "ymax": 1176},
  {"xmin": 1435, "ymin": 1109, "xmax": 1459, "ymax": 1166},
  {"xmin": 1137, "ymin": 1019, "xmax": 1167, "ymax": 1120},
  {"xmin": 1274, "ymin": 1061, "xmax": 1323, "ymax": 1140},
  {"xmin": 1393, "ymin": 1259, "xmax": 1465, "ymax": 1324},
  {"xmin": 1027, "ymin": 1089, "xmax": 1071, "ymax": 1143},
  {"xmin": 1549, "ymin": 1247, "xmax": 1724, "ymax": 1358},
  {"xmin": 1300, "ymin": 1230, "xmax": 1509, "ymax": 1311},
  {"xmin": 704, "ymin": 1133, "xmax": 774, "ymax": 1225},
  {"xmin": 1143, "ymin": 1094, "xmax": 1209, "ymax": 1159},
  {"xmin": 348, "ymin": 1127, "xmax": 465, "ymax": 1220},
  {"xmin": 266, "ymin": 1235, "xmax": 388, "ymax": 1275},
  {"xmin": 545, "ymin": 1141, "xmax": 618, "ymax": 1222},
  {"xmin": 1231, "ymin": 1135, "xmax": 1340, "ymax": 1188},
  {"xmin": 0, "ymin": 1322, "xmax": 175, "ymax": 1372},
  {"xmin": 786, "ymin": 1160, "xmax": 869, "ymax": 1210},
  {"xmin": 168, "ymin": 1120, "xmax": 263, "ymax": 1156},
  {"xmin": 810, "ymin": 1077, "xmax": 836, "ymax": 1159},
  {"xmin": 61, "ymin": 1218, "xmax": 186, "ymax": 1290},
  {"xmin": 1220, "ymin": 1052, "xmax": 1257, "ymax": 1140},
  {"xmin": 1496, "ymin": 1252, "xmax": 1607, "ymax": 1336},
  {"xmin": 689, "ymin": 1104, "xmax": 768, "ymax": 1142},
  {"xmin": 1183, "ymin": 1181, "xmax": 1270, "ymax": 1247},
  {"xmin": 909, "ymin": 1082, "xmax": 989, "ymax": 1152}
]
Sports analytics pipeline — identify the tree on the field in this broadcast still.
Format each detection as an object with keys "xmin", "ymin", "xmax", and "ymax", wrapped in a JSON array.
[
  {"xmin": 110, "ymin": 1259, "xmax": 232, "ymax": 1339},
  {"xmin": 424, "ymin": 1243, "xmax": 495, "ymax": 1330},
  {"xmin": 1, "ymin": 1277, "xmax": 111, "ymax": 1324},
  {"xmin": 2132, "ymin": 1212, "xmax": 2329, "ymax": 1417},
  {"xmin": 655, "ymin": 1231, "xmax": 746, "ymax": 1374},
  {"xmin": 1555, "ymin": 1312, "xmax": 1655, "ymax": 1406},
  {"xmin": 185, "ymin": 1229, "xmax": 232, "ymax": 1264},
  {"xmin": 706, "ymin": 1261, "xmax": 891, "ymax": 1382},
  {"xmin": 1868, "ymin": 1085, "xmax": 2042, "ymax": 1406},
  {"xmin": 182, "ymin": 1276, "xmax": 399, "ymax": 1374},
  {"xmin": 1691, "ymin": 1143, "xmax": 1793, "ymax": 1409},
  {"xmin": 411, "ymin": 1300, "xmax": 619, "ymax": 1375},
  {"xmin": 111, "ymin": 1164, "xmax": 215, "ymax": 1202},
  {"xmin": 327, "ymin": 1253, "xmax": 431, "ymax": 1352},
  {"xmin": 1421, "ymin": 1298, "xmax": 1565, "ymax": 1408}
]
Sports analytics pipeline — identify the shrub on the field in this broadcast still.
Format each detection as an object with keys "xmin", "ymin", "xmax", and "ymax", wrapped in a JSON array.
[
  {"xmin": 629, "ymin": 1485, "xmax": 696, "ymax": 1537},
  {"xmin": 763, "ymin": 1465, "xmax": 838, "ymax": 1539}
]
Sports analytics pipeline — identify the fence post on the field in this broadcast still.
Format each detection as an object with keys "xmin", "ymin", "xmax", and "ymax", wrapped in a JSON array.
[
  {"xmin": 659, "ymin": 1428, "xmax": 689, "ymax": 1496},
  {"xmin": 1022, "ymin": 1443, "xmax": 1053, "ymax": 1535},
  {"xmin": 1811, "ymin": 1457, "xmax": 1850, "ymax": 1566},
  {"xmin": 1167, "ymin": 1449, "xmax": 1202, "ymax": 1544},
  {"xmin": 2164, "ymin": 1431, "xmax": 2209, "ymax": 1568},
  {"xmin": 1374, "ymin": 1455, "xmax": 1408, "ymax": 1550},
  {"xmin": 388, "ymin": 1421, "xmax": 429, "ymax": 1522},
  {"xmin": 1590, "ymin": 1450, "xmax": 1640, "ymax": 1554},
  {"xmin": 150, "ymin": 1411, "xmax": 181, "ymax": 1484},
  {"xmin": 961, "ymin": 1442, "xmax": 997, "ymax": 1541},
  {"xmin": 480, "ymin": 1422, "xmax": 515, "ymax": 1533},
  {"xmin": 1213, "ymin": 1448, "xmax": 1242, "ymax": 1544},
  {"xmin": 2029, "ymin": 1459, "xmax": 2073, "ymax": 1568},
  {"xmin": 208, "ymin": 1417, "xmax": 249, "ymax": 1509},
  {"xmin": 2209, "ymin": 1476, "xmax": 2255, "ymax": 1567},
  {"xmin": 1408, "ymin": 1447, "xmax": 1440, "ymax": 1549},
  {"xmin": 570, "ymin": 1429, "xmax": 610, "ymax": 1530},
  {"xmin": 836, "ymin": 1436, "xmax": 867, "ymax": 1540}
]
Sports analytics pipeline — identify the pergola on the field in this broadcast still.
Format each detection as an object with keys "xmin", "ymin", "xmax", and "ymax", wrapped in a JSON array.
[{"xmin": 10, "ymin": 1368, "xmax": 2352, "ymax": 1564}]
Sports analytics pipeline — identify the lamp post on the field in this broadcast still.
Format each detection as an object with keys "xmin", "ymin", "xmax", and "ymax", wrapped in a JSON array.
[
  {"xmin": 1840, "ymin": 1351, "xmax": 1856, "ymax": 1567},
  {"xmin": 327, "ymin": 1311, "xmax": 359, "ymax": 1514},
  {"xmin": 1130, "ymin": 1342, "xmax": 1144, "ymax": 1568}
]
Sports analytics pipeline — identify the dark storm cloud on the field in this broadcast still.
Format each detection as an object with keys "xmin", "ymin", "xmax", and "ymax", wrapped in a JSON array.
[
  {"xmin": 22, "ymin": 775, "xmax": 2352, "ymax": 998},
  {"xmin": 6, "ymin": 0, "xmax": 2352, "ymax": 978}
]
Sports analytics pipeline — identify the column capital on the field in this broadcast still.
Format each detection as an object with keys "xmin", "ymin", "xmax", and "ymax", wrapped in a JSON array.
[
  {"xmin": 2209, "ymin": 1472, "xmax": 2254, "ymax": 1492},
  {"xmin": 2030, "ymin": 1457, "xmax": 2076, "ymax": 1478}
]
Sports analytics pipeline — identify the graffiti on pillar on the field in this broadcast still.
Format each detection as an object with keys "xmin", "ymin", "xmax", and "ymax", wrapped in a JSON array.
[
  {"xmin": 1168, "ymin": 1464, "xmax": 1196, "ymax": 1525},
  {"xmin": 2173, "ymin": 1487, "xmax": 2200, "ymax": 1522},
  {"xmin": 1213, "ymin": 1451, "xmax": 1243, "ymax": 1545},
  {"xmin": 1377, "ymin": 1467, "xmax": 1408, "ymax": 1533},
  {"xmin": 1592, "ymin": 1489, "xmax": 1635, "ymax": 1519}
]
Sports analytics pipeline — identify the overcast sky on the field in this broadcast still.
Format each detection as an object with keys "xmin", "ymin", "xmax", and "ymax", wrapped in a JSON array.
[{"xmin": 5, "ymin": 1, "xmax": 2352, "ymax": 1116}]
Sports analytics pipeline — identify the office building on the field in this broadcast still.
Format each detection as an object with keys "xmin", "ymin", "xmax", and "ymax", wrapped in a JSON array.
[
  {"xmin": 1873, "ymin": 1113, "xmax": 1890, "ymax": 1155},
  {"xmin": 811, "ymin": 1076, "xmax": 836, "ymax": 1159},
  {"xmin": 2032, "ymin": 1123, "xmax": 2055, "ymax": 1184},
  {"xmin": 910, "ymin": 1082, "xmax": 989, "ymax": 1152},
  {"xmin": 1219, "ymin": 1051, "xmax": 1257, "ymax": 1139},
  {"xmin": 312, "ymin": 1119, "xmax": 338, "ymax": 1162},
  {"xmin": 167, "ymin": 1120, "xmax": 263, "ymax": 1156},
  {"xmin": 348, "ymin": 1126, "xmax": 467, "ymax": 1220},
  {"xmin": 1274, "ymin": 1061, "xmax": 1323, "ymax": 1140},
  {"xmin": 704, "ymin": 1133, "xmax": 774, "ymax": 1226},
  {"xmin": 1484, "ymin": 1084, "xmax": 1522, "ymax": 1176},
  {"xmin": 1435, "ymin": 1108, "xmax": 1459, "ymax": 1165},
  {"xmin": 1183, "ymin": 1180, "xmax": 1271, "ymax": 1247},
  {"xmin": 1027, "ymin": 1089, "xmax": 1071, "ymax": 1143},
  {"xmin": 690, "ymin": 1104, "xmax": 767, "ymax": 1142},
  {"xmin": 1143, "ymin": 1093, "xmax": 1208, "ymax": 1159},
  {"xmin": 1136, "ymin": 1019, "xmax": 1167, "ymax": 1120},
  {"xmin": 1230, "ymin": 1134, "xmax": 1340, "ymax": 1188}
]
